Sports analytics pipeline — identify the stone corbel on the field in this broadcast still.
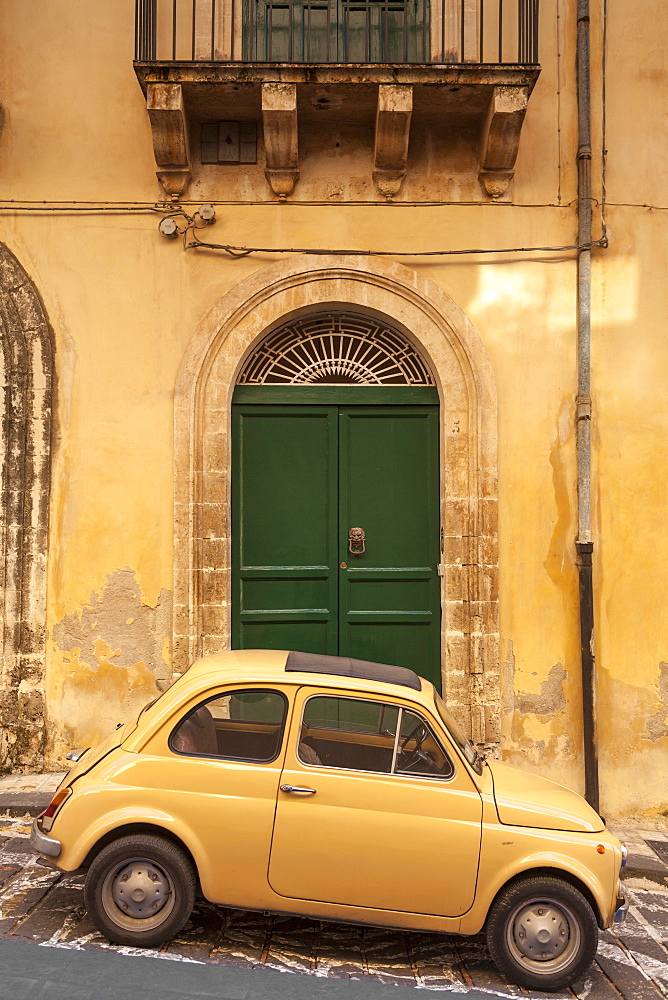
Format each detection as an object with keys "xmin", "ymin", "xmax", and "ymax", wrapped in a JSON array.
[
  {"xmin": 373, "ymin": 84, "xmax": 413, "ymax": 200},
  {"xmin": 262, "ymin": 83, "xmax": 299, "ymax": 200},
  {"xmin": 478, "ymin": 85, "xmax": 529, "ymax": 199},
  {"xmin": 146, "ymin": 82, "xmax": 191, "ymax": 200}
]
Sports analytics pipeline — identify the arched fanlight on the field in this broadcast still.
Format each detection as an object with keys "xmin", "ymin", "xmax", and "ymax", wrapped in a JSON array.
[{"xmin": 237, "ymin": 312, "xmax": 434, "ymax": 386}]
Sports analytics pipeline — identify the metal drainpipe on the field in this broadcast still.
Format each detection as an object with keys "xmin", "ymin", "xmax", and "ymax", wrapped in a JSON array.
[{"xmin": 576, "ymin": 0, "xmax": 599, "ymax": 812}]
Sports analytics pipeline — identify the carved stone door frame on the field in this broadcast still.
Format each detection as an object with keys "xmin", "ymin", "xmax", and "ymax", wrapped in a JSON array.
[{"xmin": 174, "ymin": 255, "xmax": 499, "ymax": 743}]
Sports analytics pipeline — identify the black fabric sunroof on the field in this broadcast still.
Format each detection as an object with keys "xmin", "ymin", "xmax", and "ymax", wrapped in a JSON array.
[{"xmin": 285, "ymin": 651, "xmax": 422, "ymax": 691}]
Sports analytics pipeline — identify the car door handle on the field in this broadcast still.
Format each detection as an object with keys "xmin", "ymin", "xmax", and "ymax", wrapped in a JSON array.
[{"xmin": 280, "ymin": 784, "xmax": 317, "ymax": 795}]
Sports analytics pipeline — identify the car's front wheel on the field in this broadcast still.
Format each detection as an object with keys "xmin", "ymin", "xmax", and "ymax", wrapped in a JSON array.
[
  {"xmin": 84, "ymin": 834, "xmax": 196, "ymax": 947},
  {"xmin": 486, "ymin": 876, "xmax": 599, "ymax": 991}
]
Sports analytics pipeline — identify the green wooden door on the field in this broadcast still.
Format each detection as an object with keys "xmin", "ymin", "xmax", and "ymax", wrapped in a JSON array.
[
  {"xmin": 232, "ymin": 397, "xmax": 440, "ymax": 688},
  {"xmin": 232, "ymin": 406, "xmax": 339, "ymax": 656},
  {"xmin": 338, "ymin": 407, "xmax": 440, "ymax": 679}
]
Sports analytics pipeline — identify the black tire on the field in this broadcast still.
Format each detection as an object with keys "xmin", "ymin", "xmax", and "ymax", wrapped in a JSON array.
[
  {"xmin": 83, "ymin": 834, "xmax": 197, "ymax": 947},
  {"xmin": 486, "ymin": 876, "xmax": 599, "ymax": 991}
]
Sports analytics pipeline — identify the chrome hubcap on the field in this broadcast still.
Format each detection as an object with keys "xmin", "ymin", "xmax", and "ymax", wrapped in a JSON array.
[
  {"xmin": 110, "ymin": 861, "xmax": 170, "ymax": 918},
  {"xmin": 513, "ymin": 903, "xmax": 570, "ymax": 961}
]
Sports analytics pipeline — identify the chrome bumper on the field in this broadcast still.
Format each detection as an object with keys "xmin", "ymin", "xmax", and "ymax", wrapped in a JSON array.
[
  {"xmin": 614, "ymin": 888, "xmax": 628, "ymax": 924},
  {"xmin": 29, "ymin": 818, "xmax": 61, "ymax": 859}
]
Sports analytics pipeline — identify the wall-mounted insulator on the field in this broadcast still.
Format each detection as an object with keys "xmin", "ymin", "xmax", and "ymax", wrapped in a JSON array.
[{"xmin": 159, "ymin": 217, "xmax": 179, "ymax": 238}]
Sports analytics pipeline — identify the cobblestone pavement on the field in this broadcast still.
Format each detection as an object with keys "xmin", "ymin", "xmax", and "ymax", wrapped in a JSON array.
[{"xmin": 1, "ymin": 814, "xmax": 667, "ymax": 999}]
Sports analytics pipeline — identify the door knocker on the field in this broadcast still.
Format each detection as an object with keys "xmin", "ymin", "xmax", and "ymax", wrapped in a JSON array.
[{"xmin": 348, "ymin": 527, "xmax": 366, "ymax": 555}]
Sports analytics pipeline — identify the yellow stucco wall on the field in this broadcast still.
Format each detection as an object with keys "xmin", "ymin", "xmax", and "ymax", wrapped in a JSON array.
[{"xmin": 0, "ymin": 0, "xmax": 666, "ymax": 819}]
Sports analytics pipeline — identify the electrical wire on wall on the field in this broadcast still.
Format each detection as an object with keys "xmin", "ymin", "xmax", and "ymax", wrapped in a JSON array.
[
  {"xmin": 148, "ymin": 203, "xmax": 607, "ymax": 260},
  {"xmin": 186, "ymin": 232, "xmax": 608, "ymax": 259},
  {"xmin": 9, "ymin": 167, "xmax": 668, "ymax": 263},
  {"xmin": 0, "ymin": 198, "xmax": 610, "ymax": 261}
]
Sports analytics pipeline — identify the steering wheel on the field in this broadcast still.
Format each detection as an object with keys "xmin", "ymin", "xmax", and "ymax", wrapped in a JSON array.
[
  {"xmin": 400, "ymin": 720, "xmax": 428, "ymax": 756},
  {"xmin": 398, "ymin": 720, "xmax": 436, "ymax": 772}
]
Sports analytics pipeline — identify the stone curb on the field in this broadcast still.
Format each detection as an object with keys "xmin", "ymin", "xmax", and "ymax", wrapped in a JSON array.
[{"xmin": 0, "ymin": 791, "xmax": 52, "ymax": 817}]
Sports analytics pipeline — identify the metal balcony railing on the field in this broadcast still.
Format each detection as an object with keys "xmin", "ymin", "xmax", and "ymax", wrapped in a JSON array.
[{"xmin": 135, "ymin": 0, "xmax": 538, "ymax": 64}]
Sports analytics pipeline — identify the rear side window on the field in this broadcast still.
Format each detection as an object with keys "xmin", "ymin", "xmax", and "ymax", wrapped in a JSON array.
[
  {"xmin": 170, "ymin": 688, "xmax": 287, "ymax": 763},
  {"xmin": 299, "ymin": 695, "xmax": 454, "ymax": 779}
]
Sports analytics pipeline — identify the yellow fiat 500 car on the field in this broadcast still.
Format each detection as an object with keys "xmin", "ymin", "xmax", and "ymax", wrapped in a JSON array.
[{"xmin": 31, "ymin": 649, "xmax": 627, "ymax": 991}]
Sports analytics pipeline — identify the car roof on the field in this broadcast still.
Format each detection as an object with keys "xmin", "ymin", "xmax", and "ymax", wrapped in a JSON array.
[
  {"xmin": 181, "ymin": 649, "xmax": 429, "ymax": 700},
  {"xmin": 284, "ymin": 650, "xmax": 422, "ymax": 690}
]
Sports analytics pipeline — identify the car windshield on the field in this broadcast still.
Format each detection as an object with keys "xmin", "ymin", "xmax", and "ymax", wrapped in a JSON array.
[{"xmin": 434, "ymin": 691, "xmax": 483, "ymax": 775}]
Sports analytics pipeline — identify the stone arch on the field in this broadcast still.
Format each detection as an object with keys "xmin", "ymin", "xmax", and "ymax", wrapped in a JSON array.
[
  {"xmin": 0, "ymin": 244, "xmax": 54, "ymax": 771},
  {"xmin": 174, "ymin": 255, "xmax": 499, "ymax": 743}
]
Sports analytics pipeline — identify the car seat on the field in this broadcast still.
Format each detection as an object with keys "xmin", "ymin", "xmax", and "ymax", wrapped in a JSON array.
[{"xmin": 172, "ymin": 705, "xmax": 218, "ymax": 756}]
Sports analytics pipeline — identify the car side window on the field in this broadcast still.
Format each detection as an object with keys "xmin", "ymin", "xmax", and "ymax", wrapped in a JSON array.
[
  {"xmin": 170, "ymin": 688, "xmax": 287, "ymax": 763},
  {"xmin": 395, "ymin": 708, "xmax": 455, "ymax": 779},
  {"xmin": 300, "ymin": 696, "xmax": 400, "ymax": 773},
  {"xmin": 299, "ymin": 696, "xmax": 454, "ymax": 779}
]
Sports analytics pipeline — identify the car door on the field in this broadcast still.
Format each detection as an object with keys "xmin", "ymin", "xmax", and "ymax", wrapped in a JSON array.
[
  {"xmin": 268, "ymin": 687, "xmax": 482, "ymax": 917},
  {"xmin": 140, "ymin": 685, "xmax": 291, "ymax": 908}
]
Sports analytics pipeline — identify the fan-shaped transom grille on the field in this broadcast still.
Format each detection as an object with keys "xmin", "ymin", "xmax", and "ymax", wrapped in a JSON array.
[{"xmin": 238, "ymin": 312, "xmax": 434, "ymax": 385}]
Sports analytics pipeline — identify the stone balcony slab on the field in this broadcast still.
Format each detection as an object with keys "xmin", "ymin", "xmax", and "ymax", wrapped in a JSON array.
[{"xmin": 135, "ymin": 62, "xmax": 540, "ymax": 202}]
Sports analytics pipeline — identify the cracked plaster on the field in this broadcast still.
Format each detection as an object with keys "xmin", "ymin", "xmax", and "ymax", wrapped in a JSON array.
[
  {"xmin": 48, "ymin": 569, "xmax": 172, "ymax": 764},
  {"xmin": 644, "ymin": 661, "xmax": 668, "ymax": 743}
]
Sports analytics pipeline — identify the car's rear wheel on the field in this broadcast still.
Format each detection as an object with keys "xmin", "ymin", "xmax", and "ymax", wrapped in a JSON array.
[
  {"xmin": 486, "ymin": 876, "xmax": 599, "ymax": 991},
  {"xmin": 84, "ymin": 834, "xmax": 196, "ymax": 947}
]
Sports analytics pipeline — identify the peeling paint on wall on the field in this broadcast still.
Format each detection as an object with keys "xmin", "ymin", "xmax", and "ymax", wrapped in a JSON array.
[
  {"xmin": 47, "ymin": 569, "xmax": 172, "ymax": 765},
  {"xmin": 643, "ymin": 662, "xmax": 668, "ymax": 742},
  {"xmin": 502, "ymin": 641, "xmax": 515, "ymax": 717},
  {"xmin": 503, "ymin": 662, "xmax": 573, "ymax": 771},
  {"xmin": 515, "ymin": 662, "xmax": 567, "ymax": 716},
  {"xmin": 53, "ymin": 569, "xmax": 172, "ymax": 676}
]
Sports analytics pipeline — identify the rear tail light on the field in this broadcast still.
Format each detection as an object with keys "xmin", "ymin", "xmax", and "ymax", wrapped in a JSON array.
[{"xmin": 39, "ymin": 787, "xmax": 72, "ymax": 832}]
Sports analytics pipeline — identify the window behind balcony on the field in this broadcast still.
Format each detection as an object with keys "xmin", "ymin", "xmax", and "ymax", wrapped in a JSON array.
[{"xmin": 242, "ymin": 0, "xmax": 429, "ymax": 62}]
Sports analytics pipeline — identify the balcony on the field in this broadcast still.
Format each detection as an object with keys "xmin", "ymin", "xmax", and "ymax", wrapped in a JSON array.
[{"xmin": 134, "ymin": 0, "xmax": 540, "ymax": 201}]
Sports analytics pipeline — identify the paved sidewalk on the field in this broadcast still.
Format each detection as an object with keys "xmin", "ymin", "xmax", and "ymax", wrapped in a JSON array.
[
  {"xmin": 0, "ymin": 770, "xmax": 65, "ymax": 816},
  {"xmin": 1, "ymin": 775, "xmax": 667, "ymax": 999}
]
